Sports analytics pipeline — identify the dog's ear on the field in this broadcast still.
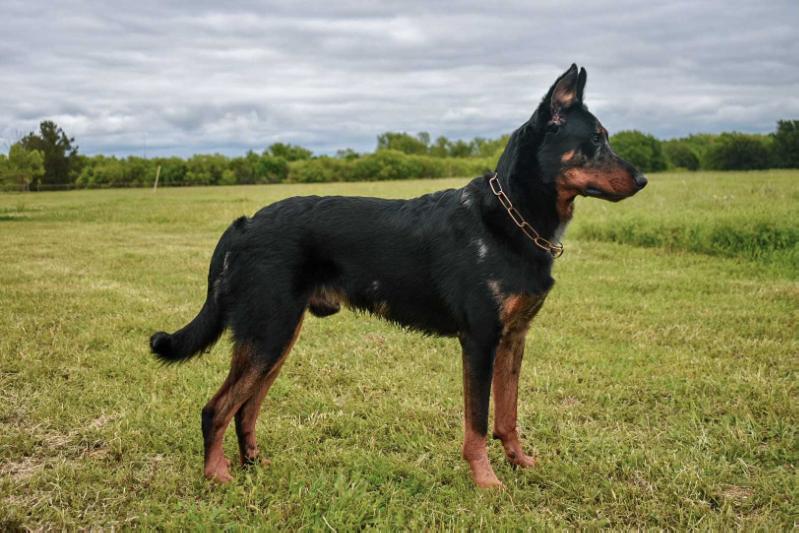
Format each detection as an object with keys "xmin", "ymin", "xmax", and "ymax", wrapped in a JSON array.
[
  {"xmin": 550, "ymin": 64, "xmax": 580, "ymax": 113},
  {"xmin": 576, "ymin": 67, "xmax": 587, "ymax": 102},
  {"xmin": 538, "ymin": 64, "xmax": 581, "ymax": 126}
]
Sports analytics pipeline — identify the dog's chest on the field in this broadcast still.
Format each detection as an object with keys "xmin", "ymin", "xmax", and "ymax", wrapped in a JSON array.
[{"xmin": 500, "ymin": 294, "xmax": 545, "ymax": 334}]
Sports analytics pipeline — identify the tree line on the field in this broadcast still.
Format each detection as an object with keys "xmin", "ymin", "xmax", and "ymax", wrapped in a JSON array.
[{"xmin": 1, "ymin": 120, "xmax": 797, "ymax": 191}]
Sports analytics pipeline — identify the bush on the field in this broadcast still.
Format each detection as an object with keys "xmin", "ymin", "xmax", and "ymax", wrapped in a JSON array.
[
  {"xmin": 153, "ymin": 157, "xmax": 188, "ymax": 185},
  {"xmin": 705, "ymin": 133, "xmax": 770, "ymax": 170},
  {"xmin": 771, "ymin": 120, "xmax": 799, "ymax": 168},
  {"xmin": 185, "ymin": 154, "xmax": 229, "ymax": 185},
  {"xmin": 0, "ymin": 144, "xmax": 45, "ymax": 190},
  {"xmin": 229, "ymin": 152, "xmax": 288, "ymax": 184},
  {"xmin": 287, "ymin": 157, "xmax": 350, "ymax": 183},
  {"xmin": 609, "ymin": 130, "xmax": 667, "ymax": 172},
  {"xmin": 376, "ymin": 132, "xmax": 429, "ymax": 155},
  {"xmin": 266, "ymin": 143, "xmax": 312, "ymax": 162},
  {"xmin": 285, "ymin": 151, "xmax": 494, "ymax": 184},
  {"xmin": 663, "ymin": 141, "xmax": 700, "ymax": 170},
  {"xmin": 352, "ymin": 150, "xmax": 424, "ymax": 181}
]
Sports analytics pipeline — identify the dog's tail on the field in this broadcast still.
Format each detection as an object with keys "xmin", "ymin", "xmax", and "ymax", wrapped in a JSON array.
[{"xmin": 149, "ymin": 216, "xmax": 247, "ymax": 364}]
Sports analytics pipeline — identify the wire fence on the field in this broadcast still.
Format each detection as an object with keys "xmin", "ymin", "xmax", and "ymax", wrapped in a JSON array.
[{"xmin": 0, "ymin": 181, "xmax": 252, "ymax": 193}]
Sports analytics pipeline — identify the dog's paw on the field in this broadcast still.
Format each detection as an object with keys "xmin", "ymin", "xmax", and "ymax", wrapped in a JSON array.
[
  {"xmin": 205, "ymin": 456, "xmax": 233, "ymax": 484},
  {"xmin": 507, "ymin": 450, "xmax": 537, "ymax": 469},
  {"xmin": 467, "ymin": 457, "xmax": 503, "ymax": 489}
]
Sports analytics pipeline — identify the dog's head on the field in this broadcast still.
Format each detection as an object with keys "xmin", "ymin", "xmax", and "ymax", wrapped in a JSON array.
[{"xmin": 501, "ymin": 64, "xmax": 647, "ymax": 222}]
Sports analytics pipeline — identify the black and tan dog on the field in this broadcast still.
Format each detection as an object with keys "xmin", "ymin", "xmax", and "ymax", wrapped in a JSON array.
[{"xmin": 150, "ymin": 64, "xmax": 647, "ymax": 487}]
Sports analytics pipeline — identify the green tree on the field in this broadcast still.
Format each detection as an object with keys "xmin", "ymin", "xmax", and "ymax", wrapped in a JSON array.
[
  {"xmin": 19, "ymin": 121, "xmax": 80, "ymax": 185},
  {"xmin": 153, "ymin": 157, "xmax": 188, "ymax": 185},
  {"xmin": 76, "ymin": 155, "xmax": 124, "ymax": 186},
  {"xmin": 663, "ymin": 141, "xmax": 700, "ymax": 170},
  {"xmin": 376, "ymin": 132, "xmax": 429, "ymax": 155},
  {"xmin": 335, "ymin": 148, "xmax": 359, "ymax": 160},
  {"xmin": 255, "ymin": 153, "xmax": 289, "ymax": 183},
  {"xmin": 473, "ymin": 135, "xmax": 509, "ymax": 158},
  {"xmin": 186, "ymin": 154, "xmax": 229, "ymax": 185},
  {"xmin": 705, "ymin": 133, "xmax": 770, "ymax": 170},
  {"xmin": 0, "ymin": 144, "xmax": 45, "ymax": 190},
  {"xmin": 447, "ymin": 139, "xmax": 474, "ymax": 158},
  {"xmin": 267, "ymin": 143, "xmax": 312, "ymax": 162},
  {"xmin": 430, "ymin": 136, "xmax": 450, "ymax": 158},
  {"xmin": 609, "ymin": 130, "xmax": 667, "ymax": 172},
  {"xmin": 771, "ymin": 120, "xmax": 799, "ymax": 168}
]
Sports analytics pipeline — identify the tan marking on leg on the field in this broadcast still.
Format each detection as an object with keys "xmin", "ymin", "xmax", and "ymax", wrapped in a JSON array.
[
  {"xmin": 493, "ymin": 293, "xmax": 547, "ymax": 468},
  {"xmin": 500, "ymin": 293, "xmax": 545, "ymax": 334},
  {"xmin": 493, "ymin": 332, "xmax": 536, "ymax": 468},
  {"xmin": 235, "ymin": 315, "xmax": 305, "ymax": 466},
  {"xmin": 463, "ymin": 426, "xmax": 502, "ymax": 488},
  {"xmin": 462, "ymin": 361, "xmax": 502, "ymax": 489},
  {"xmin": 202, "ymin": 342, "xmax": 266, "ymax": 483}
]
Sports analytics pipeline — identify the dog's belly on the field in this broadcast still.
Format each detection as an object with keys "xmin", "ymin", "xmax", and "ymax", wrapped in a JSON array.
[{"xmin": 310, "ymin": 278, "xmax": 460, "ymax": 336}]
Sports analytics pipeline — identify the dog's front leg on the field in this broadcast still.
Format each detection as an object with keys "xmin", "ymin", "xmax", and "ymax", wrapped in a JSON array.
[
  {"xmin": 492, "ymin": 330, "xmax": 537, "ymax": 468},
  {"xmin": 459, "ymin": 333, "xmax": 502, "ymax": 488}
]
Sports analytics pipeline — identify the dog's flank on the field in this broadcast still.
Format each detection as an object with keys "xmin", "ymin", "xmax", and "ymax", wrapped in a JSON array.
[{"xmin": 150, "ymin": 64, "xmax": 646, "ymax": 487}]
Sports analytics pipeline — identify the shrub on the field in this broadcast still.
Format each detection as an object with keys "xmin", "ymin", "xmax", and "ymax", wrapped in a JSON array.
[
  {"xmin": 609, "ymin": 130, "xmax": 667, "ymax": 172},
  {"xmin": 0, "ymin": 144, "xmax": 45, "ymax": 190},
  {"xmin": 185, "ymin": 154, "xmax": 229, "ymax": 185},
  {"xmin": 287, "ymin": 157, "xmax": 350, "ymax": 183},
  {"xmin": 771, "ymin": 120, "xmax": 799, "ymax": 168},
  {"xmin": 705, "ymin": 133, "xmax": 770, "ymax": 170},
  {"xmin": 266, "ymin": 143, "xmax": 312, "ymax": 162},
  {"xmin": 663, "ymin": 141, "xmax": 700, "ymax": 170}
]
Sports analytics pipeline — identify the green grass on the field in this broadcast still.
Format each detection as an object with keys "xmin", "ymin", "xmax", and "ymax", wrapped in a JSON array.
[
  {"xmin": 1, "ymin": 171, "xmax": 797, "ymax": 529},
  {"xmin": 573, "ymin": 170, "xmax": 799, "ymax": 273}
]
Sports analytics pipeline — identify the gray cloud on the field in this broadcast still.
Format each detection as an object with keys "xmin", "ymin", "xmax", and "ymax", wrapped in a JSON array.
[{"xmin": 1, "ymin": 0, "xmax": 797, "ymax": 156}]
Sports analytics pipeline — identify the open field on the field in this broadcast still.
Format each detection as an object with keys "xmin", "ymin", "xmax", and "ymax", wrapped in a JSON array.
[{"xmin": 1, "ymin": 170, "xmax": 797, "ymax": 529}]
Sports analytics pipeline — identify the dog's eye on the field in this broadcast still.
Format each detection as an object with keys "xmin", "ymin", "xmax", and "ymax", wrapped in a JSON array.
[{"xmin": 591, "ymin": 133, "xmax": 602, "ymax": 144}]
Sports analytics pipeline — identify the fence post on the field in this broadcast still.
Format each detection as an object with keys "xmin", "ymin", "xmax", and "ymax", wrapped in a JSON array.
[{"xmin": 153, "ymin": 165, "xmax": 161, "ymax": 192}]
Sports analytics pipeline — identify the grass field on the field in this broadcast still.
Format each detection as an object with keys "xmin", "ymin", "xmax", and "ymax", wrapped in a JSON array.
[{"xmin": 1, "ymin": 170, "xmax": 797, "ymax": 529}]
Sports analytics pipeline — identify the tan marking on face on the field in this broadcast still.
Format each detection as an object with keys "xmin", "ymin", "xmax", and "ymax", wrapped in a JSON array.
[
  {"xmin": 561, "ymin": 149, "xmax": 576, "ymax": 162},
  {"xmin": 555, "ymin": 166, "xmax": 638, "ymax": 222}
]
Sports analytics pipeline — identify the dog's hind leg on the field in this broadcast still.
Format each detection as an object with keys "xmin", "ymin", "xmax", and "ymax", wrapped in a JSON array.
[
  {"xmin": 200, "ymin": 341, "xmax": 264, "ymax": 483},
  {"xmin": 459, "ymin": 332, "xmax": 502, "ymax": 488},
  {"xmin": 234, "ymin": 314, "xmax": 305, "ymax": 466},
  {"xmin": 201, "ymin": 307, "xmax": 305, "ymax": 483}
]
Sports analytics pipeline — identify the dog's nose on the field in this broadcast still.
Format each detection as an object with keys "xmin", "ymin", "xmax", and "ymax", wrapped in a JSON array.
[{"xmin": 633, "ymin": 172, "xmax": 648, "ymax": 189}]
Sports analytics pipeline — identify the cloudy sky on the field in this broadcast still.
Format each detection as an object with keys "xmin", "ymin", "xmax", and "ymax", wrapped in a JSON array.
[{"xmin": 1, "ymin": 1, "xmax": 797, "ymax": 157}]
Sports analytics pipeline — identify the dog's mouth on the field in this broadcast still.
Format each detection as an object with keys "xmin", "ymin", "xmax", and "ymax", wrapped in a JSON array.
[{"xmin": 583, "ymin": 187, "xmax": 627, "ymax": 202}]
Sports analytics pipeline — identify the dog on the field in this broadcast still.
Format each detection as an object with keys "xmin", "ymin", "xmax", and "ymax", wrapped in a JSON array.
[{"xmin": 150, "ymin": 64, "xmax": 647, "ymax": 488}]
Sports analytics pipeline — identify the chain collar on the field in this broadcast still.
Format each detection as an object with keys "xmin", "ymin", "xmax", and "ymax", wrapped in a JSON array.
[{"xmin": 488, "ymin": 172, "xmax": 564, "ymax": 258}]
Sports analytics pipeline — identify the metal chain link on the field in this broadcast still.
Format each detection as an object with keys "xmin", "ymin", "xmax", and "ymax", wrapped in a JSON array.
[{"xmin": 488, "ymin": 173, "xmax": 564, "ymax": 258}]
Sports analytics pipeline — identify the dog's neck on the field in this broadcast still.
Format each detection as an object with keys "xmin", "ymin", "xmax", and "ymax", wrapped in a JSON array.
[{"xmin": 491, "ymin": 122, "xmax": 566, "ymax": 243}]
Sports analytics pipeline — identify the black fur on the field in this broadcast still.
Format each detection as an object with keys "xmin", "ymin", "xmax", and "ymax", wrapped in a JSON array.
[{"xmin": 150, "ymin": 64, "xmax": 647, "ymax": 485}]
